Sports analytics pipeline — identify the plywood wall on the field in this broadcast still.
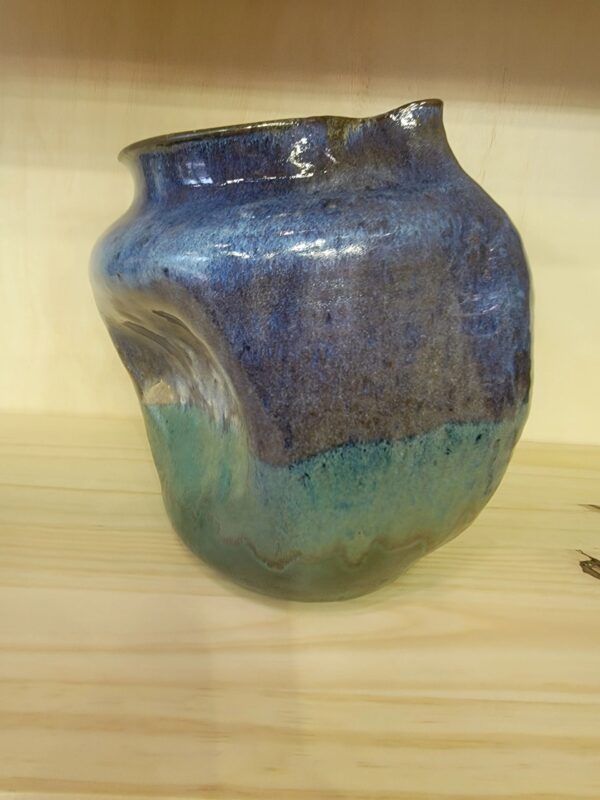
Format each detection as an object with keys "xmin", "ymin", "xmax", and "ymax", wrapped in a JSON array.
[{"xmin": 1, "ymin": 0, "xmax": 599, "ymax": 443}]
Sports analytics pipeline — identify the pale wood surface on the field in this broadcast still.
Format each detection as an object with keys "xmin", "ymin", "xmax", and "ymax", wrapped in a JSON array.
[
  {"xmin": 1, "ymin": 413, "xmax": 599, "ymax": 799},
  {"xmin": 1, "ymin": 0, "xmax": 600, "ymax": 444}
]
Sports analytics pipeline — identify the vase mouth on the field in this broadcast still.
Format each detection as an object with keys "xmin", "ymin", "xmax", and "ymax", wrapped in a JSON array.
[{"xmin": 119, "ymin": 98, "xmax": 443, "ymax": 162}]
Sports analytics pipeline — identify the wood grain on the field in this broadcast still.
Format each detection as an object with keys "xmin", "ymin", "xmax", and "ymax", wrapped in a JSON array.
[
  {"xmin": 1, "ymin": 413, "xmax": 599, "ymax": 799},
  {"xmin": 0, "ymin": 0, "xmax": 600, "ymax": 444}
]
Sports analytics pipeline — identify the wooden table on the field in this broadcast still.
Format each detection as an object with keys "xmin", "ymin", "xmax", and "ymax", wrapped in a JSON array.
[{"xmin": 1, "ymin": 414, "xmax": 599, "ymax": 800}]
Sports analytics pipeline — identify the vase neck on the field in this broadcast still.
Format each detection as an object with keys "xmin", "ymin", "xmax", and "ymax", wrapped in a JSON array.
[{"xmin": 122, "ymin": 100, "xmax": 455, "ymax": 202}]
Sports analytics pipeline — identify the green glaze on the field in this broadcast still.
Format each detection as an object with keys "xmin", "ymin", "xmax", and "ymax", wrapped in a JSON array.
[{"xmin": 143, "ymin": 403, "xmax": 527, "ymax": 600}]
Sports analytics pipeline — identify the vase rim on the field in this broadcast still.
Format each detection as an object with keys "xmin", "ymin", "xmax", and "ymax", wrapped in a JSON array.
[{"xmin": 119, "ymin": 98, "xmax": 443, "ymax": 162}]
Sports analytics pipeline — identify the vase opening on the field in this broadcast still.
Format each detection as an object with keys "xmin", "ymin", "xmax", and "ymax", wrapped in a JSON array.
[{"xmin": 119, "ymin": 100, "xmax": 450, "ymax": 201}]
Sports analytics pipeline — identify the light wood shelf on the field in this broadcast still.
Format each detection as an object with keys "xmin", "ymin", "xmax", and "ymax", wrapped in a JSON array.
[{"xmin": 1, "ymin": 414, "xmax": 599, "ymax": 798}]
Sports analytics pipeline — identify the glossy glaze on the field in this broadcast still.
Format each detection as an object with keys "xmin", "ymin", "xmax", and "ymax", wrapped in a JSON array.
[{"xmin": 91, "ymin": 100, "xmax": 531, "ymax": 600}]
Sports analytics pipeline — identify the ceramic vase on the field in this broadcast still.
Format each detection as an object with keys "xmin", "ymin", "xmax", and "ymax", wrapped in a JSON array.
[{"xmin": 91, "ymin": 100, "xmax": 531, "ymax": 600}]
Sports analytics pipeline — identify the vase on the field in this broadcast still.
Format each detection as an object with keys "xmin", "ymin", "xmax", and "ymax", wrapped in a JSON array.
[{"xmin": 91, "ymin": 99, "xmax": 531, "ymax": 601}]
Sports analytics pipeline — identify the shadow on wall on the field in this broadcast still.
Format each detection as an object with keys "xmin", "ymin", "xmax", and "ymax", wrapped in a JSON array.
[{"xmin": 1, "ymin": 0, "xmax": 599, "ymax": 108}]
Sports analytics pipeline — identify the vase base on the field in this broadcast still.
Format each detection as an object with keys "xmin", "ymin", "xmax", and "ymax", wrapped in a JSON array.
[{"xmin": 142, "ymin": 402, "xmax": 527, "ymax": 601}]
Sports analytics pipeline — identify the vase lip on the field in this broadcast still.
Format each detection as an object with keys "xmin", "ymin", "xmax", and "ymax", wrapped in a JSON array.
[{"xmin": 119, "ymin": 98, "xmax": 443, "ymax": 162}]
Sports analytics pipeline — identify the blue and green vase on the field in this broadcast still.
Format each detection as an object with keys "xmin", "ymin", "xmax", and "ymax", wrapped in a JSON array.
[{"xmin": 91, "ymin": 100, "xmax": 531, "ymax": 600}]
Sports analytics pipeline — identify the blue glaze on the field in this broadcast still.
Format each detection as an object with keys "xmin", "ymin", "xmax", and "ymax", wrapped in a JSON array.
[{"xmin": 91, "ymin": 100, "xmax": 531, "ymax": 600}]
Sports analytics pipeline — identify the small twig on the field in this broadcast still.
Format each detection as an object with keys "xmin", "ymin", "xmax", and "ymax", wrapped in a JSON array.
[{"xmin": 578, "ymin": 550, "xmax": 600, "ymax": 581}]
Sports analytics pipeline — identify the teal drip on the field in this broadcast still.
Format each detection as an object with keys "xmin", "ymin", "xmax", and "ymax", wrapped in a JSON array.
[{"xmin": 142, "ymin": 403, "xmax": 527, "ymax": 600}]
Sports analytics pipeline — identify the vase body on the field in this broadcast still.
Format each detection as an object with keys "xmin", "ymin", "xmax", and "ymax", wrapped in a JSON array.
[{"xmin": 91, "ymin": 100, "xmax": 530, "ymax": 600}]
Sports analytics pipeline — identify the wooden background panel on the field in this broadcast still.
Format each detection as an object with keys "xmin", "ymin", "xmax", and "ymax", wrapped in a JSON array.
[
  {"xmin": 1, "ymin": 414, "xmax": 600, "ymax": 798},
  {"xmin": 0, "ymin": 0, "xmax": 599, "ymax": 443}
]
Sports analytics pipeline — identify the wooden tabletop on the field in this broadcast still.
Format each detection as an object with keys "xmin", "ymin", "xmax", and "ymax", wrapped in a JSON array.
[{"xmin": 1, "ymin": 414, "xmax": 599, "ymax": 800}]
